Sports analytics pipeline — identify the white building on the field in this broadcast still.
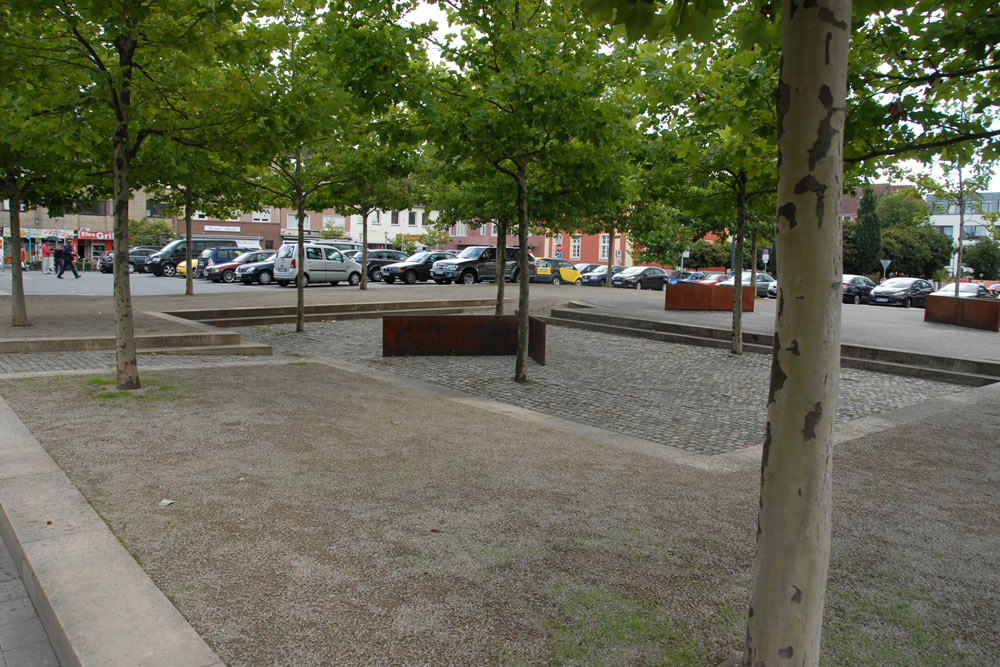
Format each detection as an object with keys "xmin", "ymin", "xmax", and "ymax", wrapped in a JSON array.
[{"xmin": 927, "ymin": 191, "xmax": 999, "ymax": 274}]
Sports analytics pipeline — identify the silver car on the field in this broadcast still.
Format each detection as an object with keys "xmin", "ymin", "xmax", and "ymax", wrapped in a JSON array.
[{"xmin": 273, "ymin": 243, "xmax": 362, "ymax": 287}]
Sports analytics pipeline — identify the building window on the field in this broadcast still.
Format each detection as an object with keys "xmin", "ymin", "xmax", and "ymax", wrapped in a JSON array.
[
  {"xmin": 369, "ymin": 211, "xmax": 380, "ymax": 226},
  {"xmin": 570, "ymin": 236, "xmax": 581, "ymax": 259},
  {"xmin": 452, "ymin": 222, "xmax": 467, "ymax": 236},
  {"xmin": 391, "ymin": 211, "xmax": 400, "ymax": 226},
  {"xmin": 938, "ymin": 226, "xmax": 953, "ymax": 237},
  {"xmin": 599, "ymin": 234, "xmax": 610, "ymax": 261},
  {"xmin": 146, "ymin": 202, "xmax": 171, "ymax": 218},
  {"xmin": 193, "ymin": 210, "xmax": 209, "ymax": 220},
  {"xmin": 77, "ymin": 200, "xmax": 109, "ymax": 216},
  {"xmin": 409, "ymin": 211, "xmax": 417, "ymax": 226},
  {"xmin": 287, "ymin": 213, "xmax": 312, "ymax": 230},
  {"xmin": 252, "ymin": 210, "xmax": 271, "ymax": 223}
]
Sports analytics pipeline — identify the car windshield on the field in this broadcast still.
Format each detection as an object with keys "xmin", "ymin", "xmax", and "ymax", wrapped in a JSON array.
[
  {"xmin": 620, "ymin": 267, "xmax": 644, "ymax": 275},
  {"xmin": 937, "ymin": 283, "xmax": 979, "ymax": 294},
  {"xmin": 233, "ymin": 251, "xmax": 256, "ymax": 263},
  {"xmin": 406, "ymin": 252, "xmax": 429, "ymax": 263},
  {"xmin": 537, "ymin": 259, "xmax": 552, "ymax": 267},
  {"xmin": 588, "ymin": 266, "xmax": 608, "ymax": 274},
  {"xmin": 882, "ymin": 278, "xmax": 915, "ymax": 288},
  {"xmin": 456, "ymin": 247, "xmax": 485, "ymax": 259}
]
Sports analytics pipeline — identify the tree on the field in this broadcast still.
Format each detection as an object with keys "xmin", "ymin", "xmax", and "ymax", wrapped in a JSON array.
[
  {"xmin": 875, "ymin": 189, "xmax": 927, "ymax": 229},
  {"xmin": 420, "ymin": 0, "xmax": 634, "ymax": 381},
  {"xmin": 6, "ymin": 0, "xmax": 263, "ymax": 389},
  {"xmin": 319, "ymin": 222, "xmax": 347, "ymax": 239},
  {"xmin": 881, "ymin": 225, "xmax": 953, "ymax": 279},
  {"xmin": 420, "ymin": 228, "xmax": 450, "ymax": 249},
  {"xmin": 850, "ymin": 186, "xmax": 881, "ymax": 275},
  {"xmin": 962, "ymin": 237, "xmax": 1000, "ymax": 280},
  {"xmin": 684, "ymin": 239, "xmax": 731, "ymax": 269},
  {"xmin": 128, "ymin": 217, "xmax": 173, "ymax": 246}
]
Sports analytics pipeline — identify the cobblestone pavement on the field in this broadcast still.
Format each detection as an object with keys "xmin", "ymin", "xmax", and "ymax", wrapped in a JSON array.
[
  {"xmin": 234, "ymin": 320, "xmax": 964, "ymax": 455},
  {"xmin": 0, "ymin": 320, "xmax": 965, "ymax": 455}
]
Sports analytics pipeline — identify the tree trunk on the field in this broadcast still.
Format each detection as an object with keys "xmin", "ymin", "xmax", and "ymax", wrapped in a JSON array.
[
  {"xmin": 7, "ymin": 185, "xmax": 28, "ymax": 327},
  {"xmin": 360, "ymin": 207, "xmax": 370, "ymax": 290},
  {"xmin": 514, "ymin": 164, "xmax": 530, "ymax": 383},
  {"xmin": 743, "ymin": 2, "xmax": 850, "ymax": 665},
  {"xmin": 955, "ymin": 167, "xmax": 964, "ymax": 297},
  {"xmin": 731, "ymin": 170, "xmax": 748, "ymax": 354},
  {"xmin": 750, "ymin": 230, "xmax": 758, "ymax": 300},
  {"xmin": 112, "ymin": 34, "xmax": 140, "ymax": 391},
  {"xmin": 495, "ymin": 217, "xmax": 507, "ymax": 315},
  {"xmin": 603, "ymin": 229, "xmax": 616, "ymax": 288},
  {"xmin": 183, "ymin": 188, "xmax": 194, "ymax": 296},
  {"xmin": 296, "ymin": 195, "xmax": 306, "ymax": 333}
]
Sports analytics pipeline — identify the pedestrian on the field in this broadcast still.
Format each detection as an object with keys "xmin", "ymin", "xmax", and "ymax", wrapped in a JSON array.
[
  {"xmin": 41, "ymin": 242, "xmax": 53, "ymax": 273},
  {"xmin": 57, "ymin": 241, "xmax": 80, "ymax": 279},
  {"xmin": 53, "ymin": 242, "xmax": 63, "ymax": 275},
  {"xmin": 20, "ymin": 247, "xmax": 27, "ymax": 271}
]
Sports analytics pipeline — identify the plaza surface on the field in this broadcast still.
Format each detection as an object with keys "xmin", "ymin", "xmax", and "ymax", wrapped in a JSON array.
[{"xmin": 0, "ymin": 285, "xmax": 998, "ymax": 664}]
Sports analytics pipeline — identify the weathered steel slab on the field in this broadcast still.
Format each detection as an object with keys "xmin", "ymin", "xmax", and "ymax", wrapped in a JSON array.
[
  {"xmin": 383, "ymin": 314, "xmax": 546, "ymax": 364},
  {"xmin": 664, "ymin": 283, "xmax": 754, "ymax": 312}
]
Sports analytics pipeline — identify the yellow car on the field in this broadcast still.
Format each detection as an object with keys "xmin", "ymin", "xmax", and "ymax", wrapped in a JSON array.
[
  {"xmin": 532, "ymin": 258, "xmax": 582, "ymax": 285},
  {"xmin": 175, "ymin": 258, "xmax": 198, "ymax": 277}
]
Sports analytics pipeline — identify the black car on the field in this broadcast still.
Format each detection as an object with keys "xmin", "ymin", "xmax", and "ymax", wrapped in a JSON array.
[
  {"xmin": 382, "ymin": 251, "xmax": 457, "ymax": 284},
  {"xmin": 869, "ymin": 277, "xmax": 935, "ymax": 308},
  {"xmin": 431, "ymin": 246, "xmax": 535, "ymax": 284},
  {"xmin": 128, "ymin": 246, "xmax": 162, "ymax": 273},
  {"xmin": 356, "ymin": 249, "xmax": 411, "ymax": 282},
  {"xmin": 612, "ymin": 266, "xmax": 669, "ymax": 290},
  {"xmin": 842, "ymin": 273, "xmax": 877, "ymax": 304},
  {"xmin": 97, "ymin": 251, "xmax": 114, "ymax": 273},
  {"xmin": 236, "ymin": 256, "xmax": 277, "ymax": 285}
]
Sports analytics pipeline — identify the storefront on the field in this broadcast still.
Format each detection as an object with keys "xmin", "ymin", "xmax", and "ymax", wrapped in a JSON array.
[
  {"xmin": 78, "ymin": 229, "xmax": 114, "ymax": 264},
  {"xmin": 1, "ymin": 227, "xmax": 76, "ymax": 268}
]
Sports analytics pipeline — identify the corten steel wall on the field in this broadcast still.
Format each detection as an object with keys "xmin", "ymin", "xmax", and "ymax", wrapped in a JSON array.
[
  {"xmin": 383, "ymin": 315, "xmax": 546, "ymax": 364},
  {"xmin": 664, "ymin": 283, "xmax": 755, "ymax": 312},
  {"xmin": 925, "ymin": 295, "xmax": 1000, "ymax": 331}
]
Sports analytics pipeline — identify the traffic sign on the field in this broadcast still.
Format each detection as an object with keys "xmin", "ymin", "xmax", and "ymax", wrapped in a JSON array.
[
  {"xmin": 555, "ymin": 252, "xmax": 562, "ymax": 259},
  {"xmin": 555, "ymin": 243, "xmax": 563, "ymax": 253}
]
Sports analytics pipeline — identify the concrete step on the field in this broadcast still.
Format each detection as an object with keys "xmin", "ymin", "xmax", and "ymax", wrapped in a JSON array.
[
  {"xmin": 138, "ymin": 342, "xmax": 273, "ymax": 356},
  {"xmin": 199, "ymin": 304, "xmax": 497, "ymax": 327},
  {"xmin": 544, "ymin": 310, "xmax": 1000, "ymax": 387},
  {"xmin": 1, "ymin": 332, "xmax": 243, "ymax": 354},
  {"xmin": 164, "ymin": 298, "xmax": 503, "ymax": 324}
]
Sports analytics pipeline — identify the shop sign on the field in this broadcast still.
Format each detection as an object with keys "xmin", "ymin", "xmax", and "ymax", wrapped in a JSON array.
[
  {"xmin": 205, "ymin": 225, "xmax": 241, "ymax": 232},
  {"xmin": 78, "ymin": 229, "xmax": 114, "ymax": 241}
]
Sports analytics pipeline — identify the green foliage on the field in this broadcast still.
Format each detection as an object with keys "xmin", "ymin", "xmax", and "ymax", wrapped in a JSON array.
[
  {"xmin": 850, "ymin": 186, "xmax": 882, "ymax": 275},
  {"xmin": 880, "ymin": 225, "xmax": 952, "ymax": 279},
  {"xmin": 962, "ymin": 237, "xmax": 1000, "ymax": 280},
  {"xmin": 319, "ymin": 223, "xmax": 347, "ymax": 239},
  {"xmin": 390, "ymin": 233, "xmax": 419, "ymax": 255},
  {"xmin": 128, "ymin": 218, "xmax": 174, "ymax": 246},
  {"xmin": 876, "ymin": 190, "xmax": 928, "ymax": 229},
  {"xmin": 420, "ymin": 228, "xmax": 451, "ymax": 249},
  {"xmin": 685, "ymin": 240, "xmax": 730, "ymax": 269}
]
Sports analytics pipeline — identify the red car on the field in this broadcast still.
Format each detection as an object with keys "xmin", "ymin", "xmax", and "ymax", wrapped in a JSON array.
[
  {"xmin": 205, "ymin": 250, "xmax": 275, "ymax": 283},
  {"xmin": 694, "ymin": 272, "xmax": 729, "ymax": 285}
]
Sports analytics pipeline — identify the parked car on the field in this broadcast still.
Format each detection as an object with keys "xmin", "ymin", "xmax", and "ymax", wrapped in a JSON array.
[
  {"xmin": 869, "ymin": 277, "xmax": 935, "ymax": 308},
  {"xmin": 575, "ymin": 262, "xmax": 601, "ymax": 275},
  {"xmin": 929, "ymin": 282, "xmax": 995, "ymax": 299},
  {"xmin": 128, "ymin": 246, "xmax": 162, "ymax": 273},
  {"xmin": 273, "ymin": 243, "xmax": 362, "ymax": 287},
  {"xmin": 97, "ymin": 251, "xmax": 114, "ymax": 273},
  {"xmin": 353, "ymin": 249, "xmax": 411, "ymax": 282},
  {"xmin": 842, "ymin": 274, "xmax": 877, "ymax": 304},
  {"xmin": 694, "ymin": 272, "xmax": 729, "ymax": 285},
  {"xmin": 236, "ymin": 255, "xmax": 277, "ymax": 285},
  {"xmin": 612, "ymin": 266, "xmax": 669, "ymax": 290},
  {"xmin": 175, "ymin": 258, "xmax": 198, "ymax": 277},
  {"xmin": 580, "ymin": 264, "xmax": 625, "ymax": 286},
  {"xmin": 196, "ymin": 246, "xmax": 244, "ymax": 279},
  {"xmin": 381, "ymin": 251, "xmax": 457, "ymax": 284},
  {"xmin": 147, "ymin": 239, "xmax": 241, "ymax": 277},
  {"xmin": 988, "ymin": 283, "xmax": 1000, "ymax": 298},
  {"xmin": 766, "ymin": 280, "xmax": 778, "ymax": 298},
  {"xmin": 430, "ymin": 246, "xmax": 534, "ymax": 284},
  {"xmin": 667, "ymin": 270, "xmax": 706, "ymax": 284},
  {"xmin": 718, "ymin": 271, "xmax": 775, "ymax": 297},
  {"xmin": 532, "ymin": 258, "xmax": 582, "ymax": 285},
  {"xmin": 206, "ymin": 250, "xmax": 276, "ymax": 283}
]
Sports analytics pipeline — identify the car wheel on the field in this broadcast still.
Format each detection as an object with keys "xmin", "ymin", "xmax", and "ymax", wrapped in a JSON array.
[
  {"xmin": 222, "ymin": 269, "xmax": 235, "ymax": 283},
  {"xmin": 902, "ymin": 297, "xmax": 911, "ymax": 309},
  {"xmin": 348, "ymin": 272, "xmax": 361, "ymax": 286},
  {"xmin": 277, "ymin": 280, "xmax": 289, "ymax": 287},
  {"xmin": 162, "ymin": 263, "xmax": 177, "ymax": 277},
  {"xmin": 662, "ymin": 281, "xmax": 667, "ymax": 291},
  {"xmin": 258, "ymin": 270, "xmax": 272, "ymax": 285},
  {"xmin": 575, "ymin": 278, "xmax": 582, "ymax": 286},
  {"xmin": 404, "ymin": 269, "xmax": 417, "ymax": 284},
  {"xmin": 460, "ymin": 271, "xmax": 476, "ymax": 285},
  {"xmin": 385, "ymin": 277, "xmax": 397, "ymax": 284},
  {"xmin": 299, "ymin": 273, "xmax": 309, "ymax": 288},
  {"xmin": 128, "ymin": 263, "xmax": 136, "ymax": 274},
  {"xmin": 852, "ymin": 294, "xmax": 860, "ymax": 305},
  {"xmin": 599, "ymin": 279, "xmax": 606, "ymax": 287},
  {"xmin": 552, "ymin": 275, "xmax": 561, "ymax": 286},
  {"xmin": 635, "ymin": 281, "xmax": 642, "ymax": 290},
  {"xmin": 369, "ymin": 267, "xmax": 382, "ymax": 282}
]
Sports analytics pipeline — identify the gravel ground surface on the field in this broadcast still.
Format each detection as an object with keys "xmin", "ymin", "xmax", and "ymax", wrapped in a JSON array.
[{"xmin": 0, "ymin": 363, "xmax": 996, "ymax": 665}]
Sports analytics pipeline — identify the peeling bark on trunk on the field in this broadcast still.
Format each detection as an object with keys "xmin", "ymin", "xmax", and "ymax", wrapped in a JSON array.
[
  {"xmin": 7, "ymin": 186, "xmax": 28, "ymax": 327},
  {"xmin": 495, "ymin": 217, "xmax": 507, "ymax": 315},
  {"xmin": 183, "ymin": 189, "xmax": 194, "ymax": 297},
  {"xmin": 743, "ymin": 2, "xmax": 850, "ymax": 665},
  {"xmin": 295, "ymin": 196, "xmax": 306, "ymax": 333},
  {"xmin": 360, "ymin": 207, "xmax": 370, "ymax": 291},
  {"xmin": 732, "ymin": 171, "xmax": 748, "ymax": 355},
  {"xmin": 751, "ymin": 231, "xmax": 758, "ymax": 302},
  {"xmin": 603, "ymin": 230, "xmax": 615, "ymax": 288},
  {"xmin": 514, "ymin": 164, "xmax": 530, "ymax": 383}
]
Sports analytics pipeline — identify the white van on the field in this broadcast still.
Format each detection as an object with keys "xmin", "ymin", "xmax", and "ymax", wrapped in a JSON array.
[{"xmin": 273, "ymin": 243, "xmax": 363, "ymax": 287}]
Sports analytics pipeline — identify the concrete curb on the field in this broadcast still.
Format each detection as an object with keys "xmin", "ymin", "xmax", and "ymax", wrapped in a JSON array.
[{"xmin": 0, "ymin": 397, "xmax": 223, "ymax": 667}]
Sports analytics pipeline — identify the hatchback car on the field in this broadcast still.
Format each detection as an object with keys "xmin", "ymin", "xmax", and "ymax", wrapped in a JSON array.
[
  {"xmin": 929, "ymin": 282, "xmax": 995, "ymax": 299},
  {"xmin": 97, "ymin": 251, "xmax": 114, "ymax": 273},
  {"xmin": 127, "ymin": 246, "xmax": 162, "ymax": 273},
  {"xmin": 236, "ymin": 255, "xmax": 277, "ymax": 285},
  {"xmin": 612, "ymin": 266, "xmax": 669, "ymax": 290},
  {"xmin": 175, "ymin": 258, "xmax": 198, "ymax": 277},
  {"xmin": 575, "ymin": 262, "xmax": 601, "ymax": 275},
  {"xmin": 580, "ymin": 265, "xmax": 625, "ymax": 286},
  {"xmin": 842, "ymin": 274, "xmax": 877, "ymax": 304},
  {"xmin": 870, "ymin": 277, "xmax": 934, "ymax": 308},
  {"xmin": 694, "ymin": 272, "xmax": 729, "ymax": 285},
  {"xmin": 532, "ymin": 258, "xmax": 582, "ymax": 285},
  {"xmin": 718, "ymin": 272, "xmax": 775, "ymax": 297},
  {"xmin": 206, "ymin": 250, "xmax": 276, "ymax": 283},
  {"xmin": 196, "ymin": 246, "xmax": 244, "ymax": 279},
  {"xmin": 667, "ymin": 270, "xmax": 706, "ymax": 284},
  {"xmin": 381, "ymin": 251, "xmax": 457, "ymax": 284}
]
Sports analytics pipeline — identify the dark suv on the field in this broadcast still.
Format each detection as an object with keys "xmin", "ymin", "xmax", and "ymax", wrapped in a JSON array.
[
  {"xmin": 147, "ymin": 239, "xmax": 239, "ymax": 277},
  {"xmin": 430, "ymin": 246, "xmax": 535, "ymax": 284},
  {"xmin": 356, "ymin": 249, "xmax": 410, "ymax": 282}
]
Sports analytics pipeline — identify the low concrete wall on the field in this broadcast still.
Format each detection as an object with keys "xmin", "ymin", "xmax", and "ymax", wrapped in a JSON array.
[
  {"xmin": 383, "ymin": 314, "xmax": 545, "ymax": 364},
  {"xmin": 925, "ymin": 295, "xmax": 1000, "ymax": 331},
  {"xmin": 664, "ymin": 283, "xmax": 754, "ymax": 312}
]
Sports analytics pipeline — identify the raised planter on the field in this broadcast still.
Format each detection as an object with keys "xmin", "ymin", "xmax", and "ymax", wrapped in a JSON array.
[
  {"xmin": 383, "ymin": 314, "xmax": 546, "ymax": 364},
  {"xmin": 924, "ymin": 294, "xmax": 1000, "ymax": 331},
  {"xmin": 664, "ymin": 282, "xmax": 754, "ymax": 312}
]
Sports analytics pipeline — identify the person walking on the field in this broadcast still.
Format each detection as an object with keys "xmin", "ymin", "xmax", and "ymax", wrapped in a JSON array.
[
  {"xmin": 57, "ymin": 241, "xmax": 79, "ymax": 279},
  {"xmin": 41, "ymin": 242, "xmax": 53, "ymax": 273}
]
